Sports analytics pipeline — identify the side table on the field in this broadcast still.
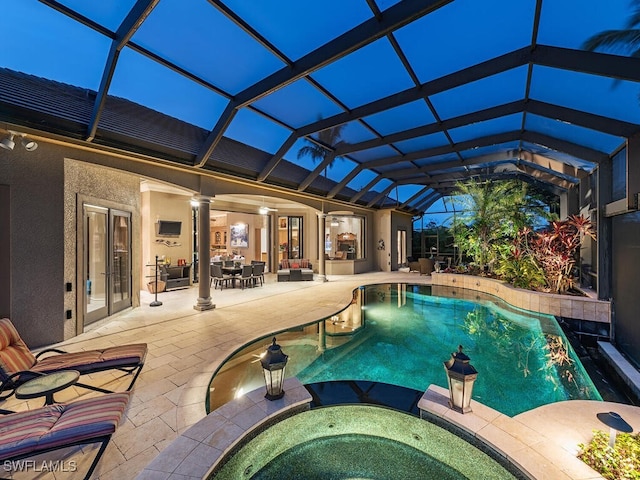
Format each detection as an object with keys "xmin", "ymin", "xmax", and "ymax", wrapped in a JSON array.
[{"xmin": 15, "ymin": 370, "xmax": 80, "ymax": 405}]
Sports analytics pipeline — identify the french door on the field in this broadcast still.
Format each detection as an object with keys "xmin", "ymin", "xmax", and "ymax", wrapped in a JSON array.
[{"xmin": 83, "ymin": 205, "xmax": 132, "ymax": 325}]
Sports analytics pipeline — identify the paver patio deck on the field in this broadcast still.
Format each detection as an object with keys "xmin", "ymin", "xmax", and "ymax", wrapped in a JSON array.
[{"xmin": 2, "ymin": 271, "xmax": 638, "ymax": 479}]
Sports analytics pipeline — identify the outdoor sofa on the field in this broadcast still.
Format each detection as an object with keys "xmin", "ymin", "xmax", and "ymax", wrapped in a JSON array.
[{"xmin": 277, "ymin": 259, "xmax": 313, "ymax": 281}]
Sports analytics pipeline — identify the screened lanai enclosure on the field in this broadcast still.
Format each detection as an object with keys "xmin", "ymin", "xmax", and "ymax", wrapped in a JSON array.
[{"xmin": 1, "ymin": 1, "xmax": 640, "ymax": 365}]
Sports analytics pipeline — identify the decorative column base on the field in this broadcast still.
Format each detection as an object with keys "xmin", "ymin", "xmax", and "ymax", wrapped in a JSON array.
[
  {"xmin": 315, "ymin": 274, "xmax": 328, "ymax": 282},
  {"xmin": 193, "ymin": 297, "xmax": 215, "ymax": 311}
]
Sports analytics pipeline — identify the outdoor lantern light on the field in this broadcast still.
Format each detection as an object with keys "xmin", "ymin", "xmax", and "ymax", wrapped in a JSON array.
[
  {"xmin": 443, "ymin": 345, "xmax": 478, "ymax": 414},
  {"xmin": 260, "ymin": 337, "xmax": 289, "ymax": 400},
  {"xmin": 597, "ymin": 411, "xmax": 633, "ymax": 448}
]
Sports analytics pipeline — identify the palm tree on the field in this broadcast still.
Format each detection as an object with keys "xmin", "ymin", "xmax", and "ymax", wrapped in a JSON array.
[
  {"xmin": 582, "ymin": 1, "xmax": 640, "ymax": 56},
  {"xmin": 451, "ymin": 179, "xmax": 553, "ymax": 270},
  {"xmin": 297, "ymin": 123, "xmax": 346, "ymax": 170}
]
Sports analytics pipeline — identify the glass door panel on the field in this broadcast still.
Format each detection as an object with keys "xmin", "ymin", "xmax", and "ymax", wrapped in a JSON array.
[
  {"xmin": 111, "ymin": 209, "xmax": 131, "ymax": 314},
  {"xmin": 83, "ymin": 205, "xmax": 132, "ymax": 326},
  {"xmin": 85, "ymin": 206, "xmax": 108, "ymax": 323},
  {"xmin": 277, "ymin": 216, "xmax": 304, "ymax": 261},
  {"xmin": 288, "ymin": 217, "xmax": 302, "ymax": 259}
]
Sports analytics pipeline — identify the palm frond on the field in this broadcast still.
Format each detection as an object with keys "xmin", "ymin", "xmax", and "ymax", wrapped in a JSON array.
[
  {"xmin": 297, "ymin": 122, "xmax": 347, "ymax": 168},
  {"xmin": 582, "ymin": 29, "xmax": 640, "ymax": 54},
  {"xmin": 626, "ymin": 3, "xmax": 640, "ymax": 28}
]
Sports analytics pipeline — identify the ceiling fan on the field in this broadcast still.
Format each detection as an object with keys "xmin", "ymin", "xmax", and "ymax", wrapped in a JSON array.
[{"xmin": 258, "ymin": 197, "xmax": 278, "ymax": 215}]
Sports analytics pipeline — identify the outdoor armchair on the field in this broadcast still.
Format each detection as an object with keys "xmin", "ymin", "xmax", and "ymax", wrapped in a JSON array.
[{"xmin": 0, "ymin": 318, "xmax": 146, "ymax": 400}]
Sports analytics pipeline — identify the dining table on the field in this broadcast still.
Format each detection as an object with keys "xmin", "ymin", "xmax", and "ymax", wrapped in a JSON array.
[{"xmin": 221, "ymin": 265, "xmax": 243, "ymax": 288}]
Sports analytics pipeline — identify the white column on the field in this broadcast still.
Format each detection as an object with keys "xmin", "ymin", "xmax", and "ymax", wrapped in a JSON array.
[
  {"xmin": 193, "ymin": 195, "xmax": 215, "ymax": 311},
  {"xmin": 316, "ymin": 212, "xmax": 327, "ymax": 282}
]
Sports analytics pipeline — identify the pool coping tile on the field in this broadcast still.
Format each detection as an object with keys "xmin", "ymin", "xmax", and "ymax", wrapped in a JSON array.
[
  {"xmin": 137, "ymin": 378, "xmax": 312, "ymax": 480},
  {"xmin": 418, "ymin": 385, "xmax": 605, "ymax": 480}
]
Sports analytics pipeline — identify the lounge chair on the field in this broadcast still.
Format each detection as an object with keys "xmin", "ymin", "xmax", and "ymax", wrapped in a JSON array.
[
  {"xmin": 0, "ymin": 392, "xmax": 131, "ymax": 480},
  {"xmin": 0, "ymin": 318, "xmax": 147, "ymax": 400}
]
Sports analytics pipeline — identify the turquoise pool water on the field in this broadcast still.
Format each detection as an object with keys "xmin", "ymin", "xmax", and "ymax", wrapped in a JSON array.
[
  {"xmin": 208, "ymin": 284, "xmax": 601, "ymax": 416},
  {"xmin": 210, "ymin": 405, "xmax": 518, "ymax": 479}
]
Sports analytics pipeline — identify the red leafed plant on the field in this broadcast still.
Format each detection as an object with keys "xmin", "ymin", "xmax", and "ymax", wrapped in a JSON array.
[{"xmin": 529, "ymin": 215, "xmax": 596, "ymax": 294}]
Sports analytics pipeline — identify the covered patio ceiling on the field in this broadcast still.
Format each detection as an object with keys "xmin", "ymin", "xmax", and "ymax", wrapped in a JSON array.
[{"xmin": 1, "ymin": 0, "xmax": 639, "ymax": 215}]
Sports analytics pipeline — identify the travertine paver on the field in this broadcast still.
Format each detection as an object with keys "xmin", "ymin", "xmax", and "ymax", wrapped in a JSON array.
[{"xmin": 2, "ymin": 271, "xmax": 639, "ymax": 480}]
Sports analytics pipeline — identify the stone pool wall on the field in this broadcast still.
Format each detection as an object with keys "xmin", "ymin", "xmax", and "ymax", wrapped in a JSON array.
[{"xmin": 430, "ymin": 273, "xmax": 611, "ymax": 324}]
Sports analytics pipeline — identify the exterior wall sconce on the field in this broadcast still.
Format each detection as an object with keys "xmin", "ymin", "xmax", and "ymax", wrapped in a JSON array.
[
  {"xmin": 597, "ymin": 411, "xmax": 633, "ymax": 448},
  {"xmin": 0, "ymin": 132, "xmax": 38, "ymax": 151},
  {"xmin": 443, "ymin": 345, "xmax": 477, "ymax": 414},
  {"xmin": 260, "ymin": 337, "xmax": 288, "ymax": 400}
]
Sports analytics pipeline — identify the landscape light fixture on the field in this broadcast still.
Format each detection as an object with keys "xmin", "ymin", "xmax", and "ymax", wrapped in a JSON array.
[
  {"xmin": 597, "ymin": 411, "xmax": 633, "ymax": 448},
  {"xmin": 0, "ymin": 134, "xmax": 15, "ymax": 151}
]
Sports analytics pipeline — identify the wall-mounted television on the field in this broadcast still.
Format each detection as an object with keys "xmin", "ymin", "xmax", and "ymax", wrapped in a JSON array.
[{"xmin": 156, "ymin": 220, "xmax": 182, "ymax": 237}]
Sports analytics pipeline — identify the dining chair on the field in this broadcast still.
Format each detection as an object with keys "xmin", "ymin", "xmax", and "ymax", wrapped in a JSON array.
[
  {"xmin": 210, "ymin": 264, "xmax": 231, "ymax": 289},
  {"xmin": 239, "ymin": 265, "xmax": 253, "ymax": 289},
  {"xmin": 251, "ymin": 262, "xmax": 265, "ymax": 286}
]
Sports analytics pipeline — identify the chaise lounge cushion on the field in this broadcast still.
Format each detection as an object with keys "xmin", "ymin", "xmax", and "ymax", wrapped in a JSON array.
[
  {"xmin": 0, "ymin": 391, "xmax": 131, "ymax": 460},
  {"xmin": 32, "ymin": 344, "xmax": 148, "ymax": 375},
  {"xmin": 0, "ymin": 318, "xmax": 37, "ymax": 374},
  {"xmin": 0, "ymin": 318, "xmax": 147, "ymax": 393}
]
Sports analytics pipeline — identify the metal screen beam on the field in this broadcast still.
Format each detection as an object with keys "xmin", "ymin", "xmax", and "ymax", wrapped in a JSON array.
[
  {"xmin": 86, "ymin": 0, "xmax": 160, "ymax": 142},
  {"xmin": 195, "ymin": 0, "xmax": 452, "ymax": 165}
]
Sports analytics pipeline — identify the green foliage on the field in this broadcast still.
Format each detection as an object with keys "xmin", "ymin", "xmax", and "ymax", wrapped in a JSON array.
[
  {"xmin": 529, "ymin": 215, "xmax": 596, "ymax": 293},
  {"xmin": 461, "ymin": 310, "xmax": 581, "ymax": 384},
  {"xmin": 451, "ymin": 179, "xmax": 553, "ymax": 272},
  {"xmin": 579, "ymin": 430, "xmax": 640, "ymax": 479},
  {"xmin": 492, "ymin": 215, "xmax": 595, "ymax": 294},
  {"xmin": 494, "ymin": 241, "xmax": 546, "ymax": 290}
]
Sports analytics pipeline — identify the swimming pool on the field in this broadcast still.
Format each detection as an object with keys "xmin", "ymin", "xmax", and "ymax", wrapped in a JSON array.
[
  {"xmin": 207, "ymin": 284, "xmax": 601, "ymax": 416},
  {"xmin": 209, "ymin": 405, "xmax": 520, "ymax": 479}
]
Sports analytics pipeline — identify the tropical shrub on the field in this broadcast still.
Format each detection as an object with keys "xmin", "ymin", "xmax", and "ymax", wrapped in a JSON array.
[
  {"xmin": 494, "ymin": 234, "xmax": 546, "ymax": 290},
  {"xmin": 528, "ymin": 215, "xmax": 595, "ymax": 294},
  {"xmin": 578, "ymin": 430, "xmax": 640, "ymax": 480},
  {"xmin": 451, "ymin": 179, "xmax": 554, "ymax": 272},
  {"xmin": 494, "ymin": 215, "xmax": 595, "ymax": 294}
]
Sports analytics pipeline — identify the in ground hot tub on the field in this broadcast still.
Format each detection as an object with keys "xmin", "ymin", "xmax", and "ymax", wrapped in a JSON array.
[{"xmin": 208, "ymin": 404, "xmax": 521, "ymax": 479}]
